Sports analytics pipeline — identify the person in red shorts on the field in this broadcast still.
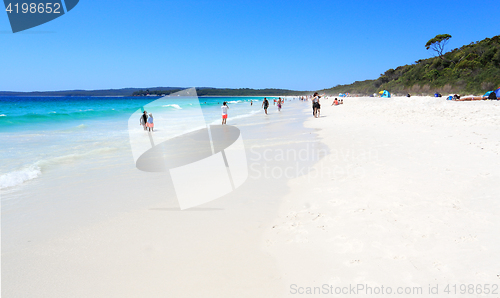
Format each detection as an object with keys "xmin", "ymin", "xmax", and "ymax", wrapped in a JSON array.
[
  {"xmin": 221, "ymin": 102, "xmax": 229, "ymax": 125},
  {"xmin": 146, "ymin": 113, "xmax": 154, "ymax": 132}
]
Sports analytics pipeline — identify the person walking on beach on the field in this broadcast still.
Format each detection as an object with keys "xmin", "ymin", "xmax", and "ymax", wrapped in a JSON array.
[
  {"xmin": 147, "ymin": 113, "xmax": 154, "ymax": 132},
  {"xmin": 140, "ymin": 111, "xmax": 148, "ymax": 130},
  {"xmin": 221, "ymin": 101, "xmax": 229, "ymax": 125},
  {"xmin": 312, "ymin": 92, "xmax": 323, "ymax": 118},
  {"xmin": 277, "ymin": 98, "xmax": 282, "ymax": 111},
  {"xmin": 262, "ymin": 98, "xmax": 269, "ymax": 114}
]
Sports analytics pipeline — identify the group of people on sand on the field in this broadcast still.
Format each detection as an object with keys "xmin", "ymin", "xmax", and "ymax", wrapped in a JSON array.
[
  {"xmin": 310, "ymin": 92, "xmax": 344, "ymax": 118},
  {"xmin": 141, "ymin": 94, "xmax": 338, "ymax": 130},
  {"xmin": 139, "ymin": 111, "xmax": 154, "ymax": 131},
  {"xmin": 222, "ymin": 97, "xmax": 286, "ymax": 123},
  {"xmin": 332, "ymin": 98, "xmax": 343, "ymax": 105},
  {"xmin": 260, "ymin": 97, "xmax": 284, "ymax": 115}
]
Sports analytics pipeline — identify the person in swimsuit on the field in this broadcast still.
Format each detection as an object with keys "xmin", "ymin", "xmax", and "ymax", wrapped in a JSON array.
[
  {"xmin": 312, "ymin": 92, "xmax": 323, "ymax": 118},
  {"xmin": 332, "ymin": 98, "xmax": 339, "ymax": 106},
  {"xmin": 277, "ymin": 98, "xmax": 282, "ymax": 111},
  {"xmin": 262, "ymin": 98, "xmax": 269, "ymax": 114},
  {"xmin": 140, "ymin": 111, "xmax": 148, "ymax": 130},
  {"xmin": 147, "ymin": 113, "xmax": 154, "ymax": 132},
  {"xmin": 221, "ymin": 102, "xmax": 229, "ymax": 125}
]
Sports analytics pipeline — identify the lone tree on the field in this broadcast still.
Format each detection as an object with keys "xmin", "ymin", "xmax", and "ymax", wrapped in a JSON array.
[{"xmin": 425, "ymin": 34, "xmax": 452, "ymax": 59}]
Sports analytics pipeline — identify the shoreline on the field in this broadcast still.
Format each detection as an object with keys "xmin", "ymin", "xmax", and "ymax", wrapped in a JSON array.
[{"xmin": 1, "ymin": 99, "xmax": 319, "ymax": 297}]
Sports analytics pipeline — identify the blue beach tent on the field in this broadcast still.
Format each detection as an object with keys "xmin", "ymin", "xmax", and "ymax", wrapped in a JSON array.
[
  {"xmin": 379, "ymin": 90, "xmax": 391, "ymax": 98},
  {"xmin": 484, "ymin": 91, "xmax": 497, "ymax": 99},
  {"xmin": 495, "ymin": 87, "xmax": 500, "ymax": 98}
]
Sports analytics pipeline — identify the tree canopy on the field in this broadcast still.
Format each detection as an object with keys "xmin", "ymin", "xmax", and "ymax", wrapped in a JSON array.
[{"xmin": 425, "ymin": 34, "xmax": 452, "ymax": 58}]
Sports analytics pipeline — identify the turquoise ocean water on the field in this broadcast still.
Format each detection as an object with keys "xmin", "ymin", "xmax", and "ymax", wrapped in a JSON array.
[{"xmin": 0, "ymin": 95, "xmax": 281, "ymax": 190}]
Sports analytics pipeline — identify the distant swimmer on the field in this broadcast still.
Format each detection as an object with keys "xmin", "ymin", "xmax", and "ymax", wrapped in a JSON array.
[
  {"xmin": 147, "ymin": 113, "xmax": 154, "ymax": 132},
  {"xmin": 251, "ymin": 100, "xmax": 253, "ymax": 106},
  {"xmin": 221, "ymin": 101, "xmax": 229, "ymax": 125},
  {"xmin": 262, "ymin": 97, "xmax": 269, "ymax": 115}
]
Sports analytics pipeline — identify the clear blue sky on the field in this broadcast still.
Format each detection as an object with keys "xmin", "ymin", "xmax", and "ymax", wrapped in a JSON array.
[{"xmin": 1, "ymin": 0, "xmax": 499, "ymax": 92}]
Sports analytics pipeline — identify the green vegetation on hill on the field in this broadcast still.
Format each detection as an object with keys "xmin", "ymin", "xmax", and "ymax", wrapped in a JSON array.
[
  {"xmin": 131, "ymin": 88, "xmax": 309, "ymax": 97},
  {"xmin": 0, "ymin": 87, "xmax": 180, "ymax": 97},
  {"xmin": 1, "ymin": 87, "xmax": 308, "ymax": 97},
  {"xmin": 323, "ymin": 35, "xmax": 500, "ymax": 96}
]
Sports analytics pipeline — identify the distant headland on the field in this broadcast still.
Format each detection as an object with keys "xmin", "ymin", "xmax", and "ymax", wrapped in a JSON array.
[{"xmin": 0, "ymin": 87, "xmax": 310, "ymax": 97}]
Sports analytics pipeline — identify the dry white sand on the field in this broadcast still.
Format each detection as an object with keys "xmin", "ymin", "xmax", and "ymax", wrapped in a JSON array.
[
  {"xmin": 265, "ymin": 96, "xmax": 500, "ymax": 296},
  {"xmin": 2, "ymin": 97, "xmax": 500, "ymax": 297}
]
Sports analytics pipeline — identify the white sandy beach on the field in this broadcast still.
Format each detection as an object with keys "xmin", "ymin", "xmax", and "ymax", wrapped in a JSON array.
[
  {"xmin": 266, "ymin": 96, "xmax": 500, "ymax": 296},
  {"xmin": 2, "ymin": 96, "xmax": 500, "ymax": 297}
]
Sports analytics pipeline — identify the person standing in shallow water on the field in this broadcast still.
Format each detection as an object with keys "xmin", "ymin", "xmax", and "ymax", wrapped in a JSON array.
[
  {"xmin": 147, "ymin": 113, "xmax": 154, "ymax": 132},
  {"xmin": 140, "ymin": 111, "xmax": 148, "ymax": 130},
  {"xmin": 262, "ymin": 98, "xmax": 269, "ymax": 114},
  {"xmin": 221, "ymin": 102, "xmax": 229, "ymax": 125}
]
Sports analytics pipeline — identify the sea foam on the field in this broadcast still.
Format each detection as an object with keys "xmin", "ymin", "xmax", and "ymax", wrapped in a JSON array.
[
  {"xmin": 0, "ymin": 147, "xmax": 118, "ymax": 190},
  {"xmin": 0, "ymin": 165, "xmax": 42, "ymax": 189},
  {"xmin": 162, "ymin": 104, "xmax": 182, "ymax": 109}
]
